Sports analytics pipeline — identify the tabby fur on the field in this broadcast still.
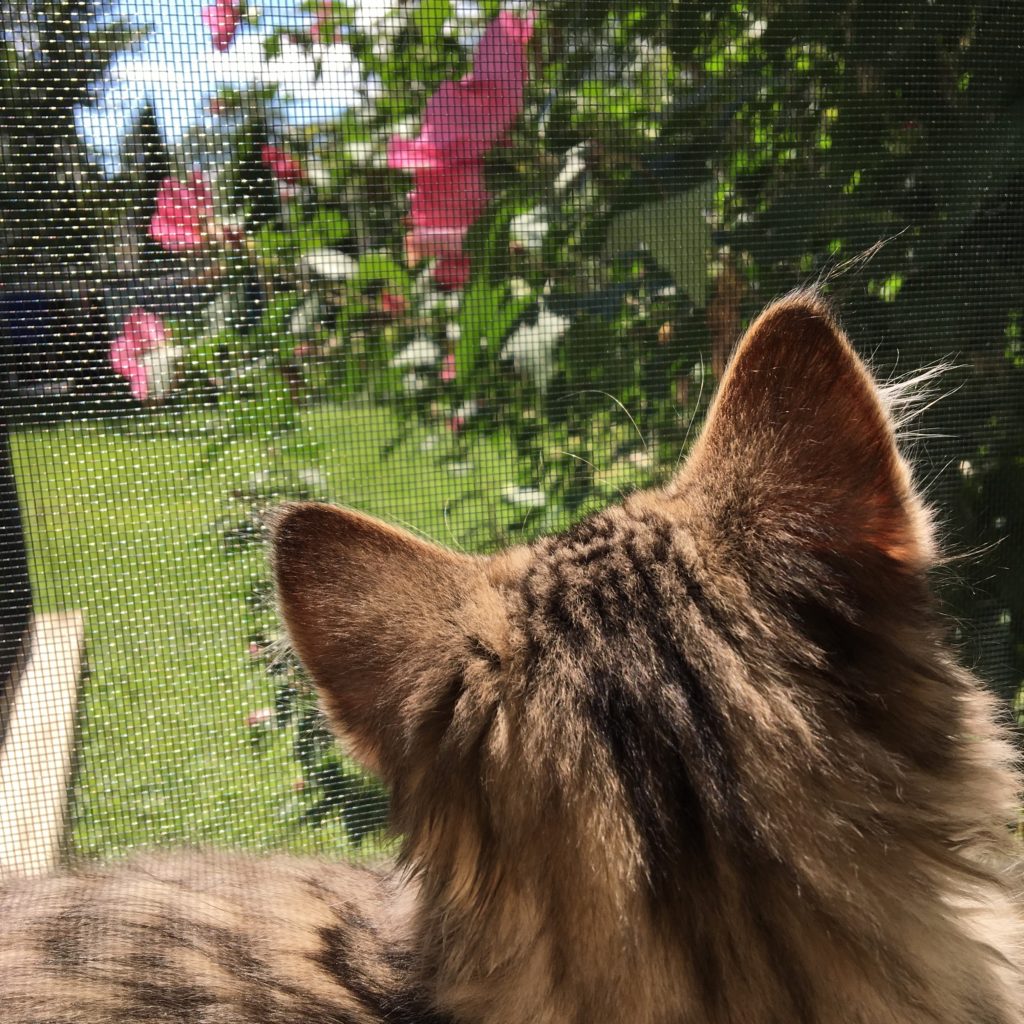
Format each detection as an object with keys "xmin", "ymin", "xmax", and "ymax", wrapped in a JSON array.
[{"xmin": 1, "ymin": 291, "xmax": 1020, "ymax": 1023}]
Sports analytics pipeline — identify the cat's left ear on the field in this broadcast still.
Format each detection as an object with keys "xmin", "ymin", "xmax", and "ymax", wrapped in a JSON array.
[
  {"xmin": 678, "ymin": 290, "xmax": 934, "ymax": 568},
  {"xmin": 271, "ymin": 503, "xmax": 491, "ymax": 778}
]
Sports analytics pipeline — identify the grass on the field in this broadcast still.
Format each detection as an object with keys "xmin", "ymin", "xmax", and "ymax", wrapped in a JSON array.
[{"xmin": 10, "ymin": 400, "xmax": 540, "ymax": 860}]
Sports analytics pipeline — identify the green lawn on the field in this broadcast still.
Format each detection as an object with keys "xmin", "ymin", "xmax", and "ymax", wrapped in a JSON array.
[{"xmin": 10, "ymin": 402, "xmax": 531, "ymax": 859}]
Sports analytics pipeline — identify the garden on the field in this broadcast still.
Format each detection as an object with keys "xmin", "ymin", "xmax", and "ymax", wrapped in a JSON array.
[{"xmin": 3, "ymin": 0, "xmax": 1023, "ymax": 858}]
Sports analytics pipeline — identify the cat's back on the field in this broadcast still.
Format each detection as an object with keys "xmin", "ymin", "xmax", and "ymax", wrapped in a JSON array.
[{"xmin": 0, "ymin": 850, "xmax": 439, "ymax": 1024}]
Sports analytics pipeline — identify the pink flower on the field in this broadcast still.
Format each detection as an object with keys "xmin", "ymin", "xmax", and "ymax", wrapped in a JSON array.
[
  {"xmin": 433, "ymin": 253, "xmax": 472, "ymax": 291},
  {"xmin": 150, "ymin": 173, "xmax": 214, "ymax": 253},
  {"xmin": 110, "ymin": 308, "xmax": 170, "ymax": 402},
  {"xmin": 403, "ymin": 160, "xmax": 488, "ymax": 288},
  {"xmin": 387, "ymin": 11, "xmax": 535, "ymax": 171},
  {"xmin": 473, "ymin": 10, "xmax": 535, "ymax": 87},
  {"xmin": 409, "ymin": 161, "xmax": 489, "ymax": 230},
  {"xmin": 380, "ymin": 290, "xmax": 407, "ymax": 318},
  {"xmin": 439, "ymin": 352, "xmax": 457, "ymax": 382},
  {"xmin": 388, "ymin": 11, "xmax": 534, "ymax": 290},
  {"xmin": 387, "ymin": 80, "xmax": 517, "ymax": 168},
  {"xmin": 404, "ymin": 227, "xmax": 472, "ymax": 291},
  {"xmin": 261, "ymin": 144, "xmax": 304, "ymax": 184},
  {"xmin": 202, "ymin": 0, "xmax": 242, "ymax": 52}
]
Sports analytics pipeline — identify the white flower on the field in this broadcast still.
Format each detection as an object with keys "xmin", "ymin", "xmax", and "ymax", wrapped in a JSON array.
[
  {"xmin": 392, "ymin": 337, "xmax": 441, "ymax": 369},
  {"xmin": 502, "ymin": 300, "xmax": 570, "ymax": 392},
  {"xmin": 502, "ymin": 485, "xmax": 546, "ymax": 508},
  {"xmin": 304, "ymin": 160, "xmax": 332, "ymax": 190},
  {"xmin": 302, "ymin": 247, "xmax": 358, "ymax": 281},
  {"xmin": 352, "ymin": 0, "xmax": 394, "ymax": 33},
  {"xmin": 289, "ymin": 296, "xmax": 319, "ymax": 336},
  {"xmin": 555, "ymin": 143, "xmax": 588, "ymax": 193},
  {"xmin": 401, "ymin": 371, "xmax": 427, "ymax": 393},
  {"xmin": 138, "ymin": 345, "xmax": 185, "ymax": 401},
  {"xmin": 510, "ymin": 277, "xmax": 533, "ymax": 300},
  {"xmin": 344, "ymin": 141, "xmax": 375, "ymax": 164},
  {"xmin": 298, "ymin": 467, "xmax": 327, "ymax": 490},
  {"xmin": 510, "ymin": 207, "xmax": 549, "ymax": 251}
]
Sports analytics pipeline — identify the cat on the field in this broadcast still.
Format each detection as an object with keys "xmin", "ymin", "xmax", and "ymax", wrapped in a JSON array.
[{"xmin": 1, "ymin": 290, "xmax": 1021, "ymax": 1023}]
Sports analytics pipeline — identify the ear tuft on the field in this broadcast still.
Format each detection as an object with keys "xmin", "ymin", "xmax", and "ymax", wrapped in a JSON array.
[{"xmin": 683, "ymin": 290, "xmax": 934, "ymax": 567}]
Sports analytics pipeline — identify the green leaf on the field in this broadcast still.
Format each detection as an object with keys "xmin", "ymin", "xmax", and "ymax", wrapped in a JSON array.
[
  {"xmin": 604, "ymin": 183, "xmax": 715, "ymax": 308},
  {"xmin": 355, "ymin": 251, "xmax": 410, "ymax": 290},
  {"xmin": 263, "ymin": 32, "xmax": 283, "ymax": 60}
]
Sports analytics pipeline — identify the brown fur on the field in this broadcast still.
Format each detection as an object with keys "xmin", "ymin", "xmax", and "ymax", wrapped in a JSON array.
[{"xmin": 1, "ymin": 291, "xmax": 1020, "ymax": 1023}]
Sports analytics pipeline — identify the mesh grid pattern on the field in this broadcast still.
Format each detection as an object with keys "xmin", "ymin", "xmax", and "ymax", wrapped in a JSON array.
[{"xmin": 0, "ymin": 0, "xmax": 1021, "ymax": 867}]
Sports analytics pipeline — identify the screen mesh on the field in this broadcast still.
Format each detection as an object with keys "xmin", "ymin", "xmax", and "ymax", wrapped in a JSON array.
[{"xmin": 0, "ymin": 0, "xmax": 1021, "ymax": 868}]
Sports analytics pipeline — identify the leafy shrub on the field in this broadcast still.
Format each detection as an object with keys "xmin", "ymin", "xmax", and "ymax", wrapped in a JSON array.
[{"xmin": 93, "ymin": 0, "xmax": 1024, "ymax": 833}]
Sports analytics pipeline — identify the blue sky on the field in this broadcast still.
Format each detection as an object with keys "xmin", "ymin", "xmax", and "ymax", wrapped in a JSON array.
[{"xmin": 76, "ymin": 0, "xmax": 375, "ymax": 175}]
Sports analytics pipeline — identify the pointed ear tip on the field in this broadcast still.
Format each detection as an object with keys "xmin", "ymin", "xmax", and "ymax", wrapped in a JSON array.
[
  {"xmin": 269, "ymin": 502, "xmax": 379, "ymax": 582},
  {"xmin": 751, "ymin": 287, "xmax": 842, "ymax": 338},
  {"xmin": 779, "ymin": 286, "xmax": 835, "ymax": 316},
  {"xmin": 727, "ymin": 288, "xmax": 865, "ymax": 386},
  {"xmin": 269, "ymin": 501, "xmax": 334, "ymax": 547}
]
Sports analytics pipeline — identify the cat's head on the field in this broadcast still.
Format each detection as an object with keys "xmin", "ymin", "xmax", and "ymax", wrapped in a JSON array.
[{"xmin": 271, "ymin": 291, "xmax": 975, "ymax": 964}]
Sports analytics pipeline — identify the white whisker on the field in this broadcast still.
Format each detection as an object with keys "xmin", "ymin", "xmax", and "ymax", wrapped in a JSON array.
[
  {"xmin": 565, "ymin": 389, "xmax": 649, "ymax": 454},
  {"xmin": 675, "ymin": 354, "xmax": 707, "ymax": 473},
  {"xmin": 443, "ymin": 501, "xmax": 468, "ymax": 553}
]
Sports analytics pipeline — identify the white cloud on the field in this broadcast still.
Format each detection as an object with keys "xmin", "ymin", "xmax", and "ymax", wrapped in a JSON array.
[
  {"xmin": 108, "ymin": 34, "xmax": 369, "ymax": 125},
  {"xmin": 78, "ymin": 1, "xmax": 371, "ymax": 173}
]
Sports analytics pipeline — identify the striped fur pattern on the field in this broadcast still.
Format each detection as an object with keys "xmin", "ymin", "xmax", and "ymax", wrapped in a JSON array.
[{"xmin": 1, "ymin": 291, "xmax": 1020, "ymax": 1023}]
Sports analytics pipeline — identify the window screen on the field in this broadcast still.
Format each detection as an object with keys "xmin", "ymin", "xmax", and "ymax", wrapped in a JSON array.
[{"xmin": 0, "ymin": 0, "xmax": 1021, "ymax": 869}]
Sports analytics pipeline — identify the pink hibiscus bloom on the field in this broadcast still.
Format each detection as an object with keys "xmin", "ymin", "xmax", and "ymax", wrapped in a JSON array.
[
  {"xmin": 404, "ymin": 223, "xmax": 473, "ymax": 287},
  {"xmin": 404, "ymin": 161, "xmax": 488, "ymax": 288},
  {"xmin": 403, "ymin": 224, "xmax": 462, "ymax": 265},
  {"xmin": 409, "ymin": 160, "xmax": 489, "ymax": 230},
  {"xmin": 473, "ymin": 10, "xmax": 535, "ymax": 89},
  {"xmin": 439, "ymin": 352, "xmax": 457, "ymax": 382},
  {"xmin": 389, "ymin": 11, "xmax": 534, "ymax": 290},
  {"xmin": 380, "ymin": 290, "xmax": 407, "ymax": 318},
  {"xmin": 150, "ymin": 173, "xmax": 214, "ymax": 253},
  {"xmin": 261, "ymin": 144, "xmax": 304, "ymax": 184},
  {"xmin": 387, "ymin": 11, "xmax": 535, "ymax": 171},
  {"xmin": 110, "ymin": 308, "xmax": 170, "ymax": 402},
  {"xmin": 202, "ymin": 0, "xmax": 242, "ymax": 52},
  {"xmin": 433, "ymin": 253, "xmax": 472, "ymax": 291}
]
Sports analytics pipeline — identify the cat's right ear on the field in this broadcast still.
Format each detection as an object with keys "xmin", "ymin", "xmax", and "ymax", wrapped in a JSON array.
[
  {"xmin": 677, "ymin": 291, "xmax": 934, "ymax": 569},
  {"xmin": 271, "ymin": 503, "xmax": 483, "ymax": 778}
]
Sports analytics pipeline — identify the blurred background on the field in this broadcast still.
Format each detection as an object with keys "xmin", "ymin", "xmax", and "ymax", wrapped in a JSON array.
[{"xmin": 0, "ymin": 0, "xmax": 1021, "ymax": 862}]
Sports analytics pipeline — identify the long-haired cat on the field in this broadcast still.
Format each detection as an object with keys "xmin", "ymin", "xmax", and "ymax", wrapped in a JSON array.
[{"xmin": 2, "ymin": 291, "xmax": 1021, "ymax": 1023}]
